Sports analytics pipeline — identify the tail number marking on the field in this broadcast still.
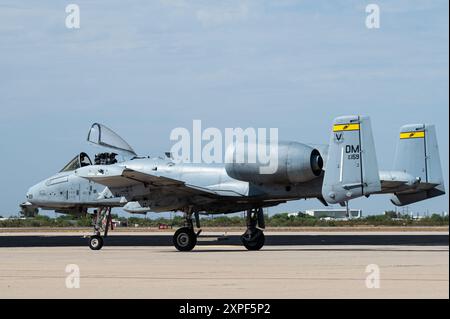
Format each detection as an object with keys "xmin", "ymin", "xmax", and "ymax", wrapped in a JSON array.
[{"xmin": 346, "ymin": 145, "xmax": 360, "ymax": 160}]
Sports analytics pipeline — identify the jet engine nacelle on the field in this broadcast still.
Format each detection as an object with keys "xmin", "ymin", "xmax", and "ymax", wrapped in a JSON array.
[{"xmin": 225, "ymin": 141, "xmax": 323, "ymax": 184}]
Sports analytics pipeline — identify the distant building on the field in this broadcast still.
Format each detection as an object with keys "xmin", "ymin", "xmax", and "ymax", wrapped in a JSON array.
[
  {"xmin": 409, "ymin": 213, "xmax": 426, "ymax": 220},
  {"xmin": 304, "ymin": 209, "xmax": 362, "ymax": 219},
  {"xmin": 0, "ymin": 217, "xmax": 26, "ymax": 221},
  {"xmin": 111, "ymin": 219, "xmax": 127, "ymax": 227}
]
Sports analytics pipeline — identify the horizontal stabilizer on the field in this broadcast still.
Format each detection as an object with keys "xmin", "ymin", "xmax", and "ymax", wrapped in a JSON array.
[{"xmin": 391, "ymin": 187, "xmax": 445, "ymax": 206}]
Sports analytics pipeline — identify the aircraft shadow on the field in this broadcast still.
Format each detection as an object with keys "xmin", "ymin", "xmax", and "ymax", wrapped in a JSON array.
[{"xmin": 0, "ymin": 234, "xmax": 447, "ymax": 248}]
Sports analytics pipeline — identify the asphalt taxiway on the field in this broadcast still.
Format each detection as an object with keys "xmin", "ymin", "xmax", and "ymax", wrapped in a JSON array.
[{"xmin": 0, "ymin": 231, "xmax": 448, "ymax": 298}]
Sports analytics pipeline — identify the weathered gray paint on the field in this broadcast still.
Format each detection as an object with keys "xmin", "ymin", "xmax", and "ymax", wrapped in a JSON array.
[{"xmin": 24, "ymin": 116, "xmax": 446, "ymax": 216}]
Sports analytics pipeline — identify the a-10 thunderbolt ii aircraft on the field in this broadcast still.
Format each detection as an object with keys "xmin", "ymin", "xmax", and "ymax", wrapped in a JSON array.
[{"xmin": 23, "ymin": 115, "xmax": 445, "ymax": 251}]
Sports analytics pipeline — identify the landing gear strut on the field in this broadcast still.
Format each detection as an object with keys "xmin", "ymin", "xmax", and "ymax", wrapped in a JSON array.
[
  {"xmin": 88, "ymin": 207, "xmax": 112, "ymax": 250},
  {"xmin": 173, "ymin": 209, "xmax": 199, "ymax": 252},
  {"xmin": 241, "ymin": 208, "xmax": 265, "ymax": 251}
]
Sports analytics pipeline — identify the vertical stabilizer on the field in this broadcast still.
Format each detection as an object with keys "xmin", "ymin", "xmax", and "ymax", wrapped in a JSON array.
[
  {"xmin": 390, "ymin": 124, "xmax": 445, "ymax": 206},
  {"xmin": 322, "ymin": 115, "xmax": 381, "ymax": 204}
]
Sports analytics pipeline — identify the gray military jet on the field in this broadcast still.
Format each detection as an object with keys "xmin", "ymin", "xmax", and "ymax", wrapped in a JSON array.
[{"xmin": 23, "ymin": 115, "xmax": 445, "ymax": 251}]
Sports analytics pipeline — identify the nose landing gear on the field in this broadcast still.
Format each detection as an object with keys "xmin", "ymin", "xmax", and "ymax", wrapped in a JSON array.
[
  {"xmin": 88, "ymin": 235, "xmax": 104, "ymax": 250},
  {"xmin": 88, "ymin": 207, "xmax": 112, "ymax": 250}
]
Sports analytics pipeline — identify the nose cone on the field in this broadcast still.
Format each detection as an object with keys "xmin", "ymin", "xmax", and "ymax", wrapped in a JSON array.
[
  {"xmin": 26, "ymin": 182, "xmax": 42, "ymax": 204},
  {"xmin": 21, "ymin": 184, "xmax": 40, "ymax": 217}
]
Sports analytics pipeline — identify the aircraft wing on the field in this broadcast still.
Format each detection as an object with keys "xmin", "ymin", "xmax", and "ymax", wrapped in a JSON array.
[
  {"xmin": 75, "ymin": 165, "xmax": 289, "ymax": 213},
  {"xmin": 122, "ymin": 168, "xmax": 185, "ymax": 187},
  {"xmin": 75, "ymin": 165, "xmax": 220, "ymax": 197}
]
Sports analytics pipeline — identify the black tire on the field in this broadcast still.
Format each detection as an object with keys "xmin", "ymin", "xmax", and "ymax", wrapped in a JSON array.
[
  {"xmin": 89, "ymin": 235, "xmax": 104, "ymax": 250},
  {"xmin": 242, "ymin": 229, "xmax": 265, "ymax": 251},
  {"xmin": 173, "ymin": 227, "xmax": 197, "ymax": 251}
]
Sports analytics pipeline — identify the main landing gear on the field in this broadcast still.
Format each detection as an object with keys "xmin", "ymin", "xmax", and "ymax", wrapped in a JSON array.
[
  {"xmin": 173, "ymin": 209, "xmax": 201, "ymax": 252},
  {"xmin": 172, "ymin": 207, "xmax": 266, "ymax": 252},
  {"xmin": 241, "ymin": 208, "xmax": 265, "ymax": 251},
  {"xmin": 88, "ymin": 207, "xmax": 113, "ymax": 250}
]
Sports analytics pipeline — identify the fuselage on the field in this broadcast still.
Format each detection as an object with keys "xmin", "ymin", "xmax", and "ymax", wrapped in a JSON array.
[{"xmin": 26, "ymin": 155, "xmax": 324, "ymax": 214}]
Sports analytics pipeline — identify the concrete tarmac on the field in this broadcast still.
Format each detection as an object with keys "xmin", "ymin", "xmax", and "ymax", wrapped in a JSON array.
[{"xmin": 0, "ymin": 231, "xmax": 448, "ymax": 299}]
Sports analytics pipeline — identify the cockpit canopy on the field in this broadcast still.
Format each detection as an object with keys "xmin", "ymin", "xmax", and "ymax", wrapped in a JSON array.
[
  {"xmin": 60, "ymin": 152, "xmax": 92, "ymax": 172},
  {"xmin": 60, "ymin": 124, "xmax": 138, "ymax": 173},
  {"xmin": 87, "ymin": 123, "xmax": 137, "ymax": 157}
]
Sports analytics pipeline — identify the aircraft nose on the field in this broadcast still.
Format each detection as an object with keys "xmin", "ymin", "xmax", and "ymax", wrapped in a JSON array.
[{"xmin": 26, "ymin": 184, "xmax": 39, "ymax": 203}]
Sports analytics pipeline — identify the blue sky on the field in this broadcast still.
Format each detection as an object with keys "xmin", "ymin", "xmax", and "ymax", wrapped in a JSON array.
[{"xmin": 0, "ymin": 0, "xmax": 448, "ymax": 217}]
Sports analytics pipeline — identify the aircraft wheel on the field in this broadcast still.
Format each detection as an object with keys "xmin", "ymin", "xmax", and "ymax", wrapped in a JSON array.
[
  {"xmin": 89, "ymin": 235, "xmax": 104, "ymax": 250},
  {"xmin": 242, "ymin": 229, "xmax": 265, "ymax": 251},
  {"xmin": 173, "ymin": 227, "xmax": 197, "ymax": 252}
]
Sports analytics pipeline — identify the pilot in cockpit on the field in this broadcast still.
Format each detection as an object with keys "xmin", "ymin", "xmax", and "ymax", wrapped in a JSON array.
[{"xmin": 80, "ymin": 153, "xmax": 91, "ymax": 167}]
